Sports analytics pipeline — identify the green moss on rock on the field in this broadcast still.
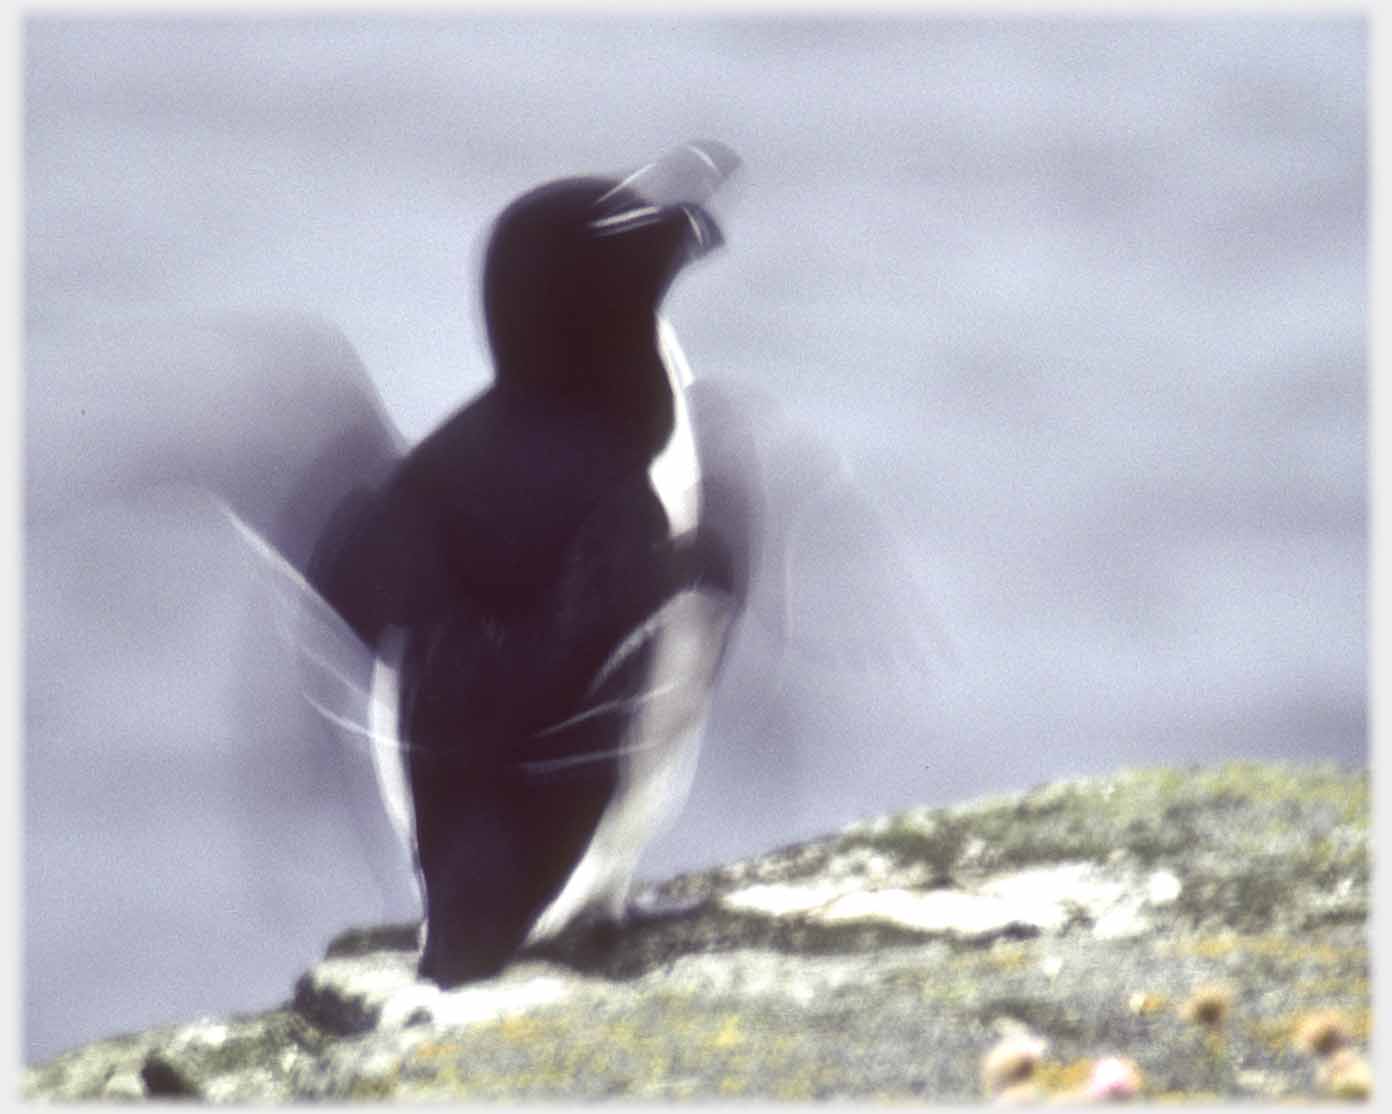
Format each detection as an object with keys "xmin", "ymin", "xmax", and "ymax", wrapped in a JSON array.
[{"xmin": 24, "ymin": 761, "xmax": 1369, "ymax": 1103}]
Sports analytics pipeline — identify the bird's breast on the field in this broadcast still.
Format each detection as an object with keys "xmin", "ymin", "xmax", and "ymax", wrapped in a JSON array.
[
  {"xmin": 648, "ymin": 317, "xmax": 702, "ymax": 538},
  {"xmin": 524, "ymin": 586, "xmax": 733, "ymax": 941}
]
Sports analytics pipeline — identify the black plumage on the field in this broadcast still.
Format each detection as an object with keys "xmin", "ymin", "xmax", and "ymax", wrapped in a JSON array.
[{"xmin": 308, "ymin": 142, "xmax": 747, "ymax": 984}]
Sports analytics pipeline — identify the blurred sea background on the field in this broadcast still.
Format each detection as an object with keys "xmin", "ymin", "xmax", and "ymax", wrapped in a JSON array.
[{"xmin": 23, "ymin": 14, "xmax": 1366, "ymax": 1063}]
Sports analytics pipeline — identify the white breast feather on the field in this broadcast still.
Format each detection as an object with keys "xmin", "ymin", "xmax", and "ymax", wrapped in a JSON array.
[
  {"xmin": 379, "ymin": 317, "xmax": 717, "ymax": 948},
  {"xmin": 527, "ymin": 320, "xmax": 722, "ymax": 940},
  {"xmin": 526, "ymin": 589, "xmax": 731, "ymax": 942},
  {"xmin": 648, "ymin": 316, "xmax": 701, "ymax": 537}
]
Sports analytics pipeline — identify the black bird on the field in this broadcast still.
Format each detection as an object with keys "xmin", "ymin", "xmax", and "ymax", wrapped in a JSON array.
[
  {"xmin": 28, "ymin": 141, "xmax": 940, "ymax": 1054},
  {"xmin": 307, "ymin": 140, "xmax": 750, "ymax": 985},
  {"xmin": 28, "ymin": 125, "xmax": 954, "ymax": 1063}
]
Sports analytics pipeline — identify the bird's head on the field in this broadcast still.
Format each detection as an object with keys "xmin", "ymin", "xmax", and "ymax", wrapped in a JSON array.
[{"xmin": 482, "ymin": 140, "xmax": 739, "ymax": 396}]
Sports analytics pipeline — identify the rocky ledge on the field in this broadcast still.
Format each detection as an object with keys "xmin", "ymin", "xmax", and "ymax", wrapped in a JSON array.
[{"xmin": 24, "ymin": 761, "xmax": 1370, "ymax": 1102}]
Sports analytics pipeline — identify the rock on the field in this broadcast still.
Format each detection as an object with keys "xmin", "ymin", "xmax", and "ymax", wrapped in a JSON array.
[
  {"xmin": 23, "ymin": 761, "xmax": 1370, "ymax": 1102},
  {"xmin": 98, "ymin": 1069, "xmax": 146, "ymax": 1101}
]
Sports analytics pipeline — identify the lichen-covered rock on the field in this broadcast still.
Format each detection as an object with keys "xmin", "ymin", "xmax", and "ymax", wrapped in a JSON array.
[{"xmin": 23, "ymin": 761, "xmax": 1370, "ymax": 1102}]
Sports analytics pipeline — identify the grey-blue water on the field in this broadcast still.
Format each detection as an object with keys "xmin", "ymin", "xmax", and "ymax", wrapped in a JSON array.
[{"xmin": 23, "ymin": 15, "xmax": 1366, "ymax": 1064}]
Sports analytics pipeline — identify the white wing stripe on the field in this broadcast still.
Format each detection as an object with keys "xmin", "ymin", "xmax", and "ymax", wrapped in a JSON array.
[
  {"xmin": 530, "ymin": 681, "xmax": 682, "ymax": 740},
  {"xmin": 302, "ymin": 692, "xmax": 409, "ymax": 755},
  {"xmin": 521, "ymin": 736, "xmax": 668, "ymax": 775},
  {"xmin": 369, "ymin": 632, "xmax": 416, "ymax": 851},
  {"xmin": 588, "ymin": 206, "xmax": 664, "ymax": 236}
]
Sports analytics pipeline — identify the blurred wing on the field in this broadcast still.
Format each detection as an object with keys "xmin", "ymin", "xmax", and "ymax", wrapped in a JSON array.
[
  {"xmin": 26, "ymin": 309, "xmax": 405, "ymax": 573},
  {"xmin": 28, "ymin": 308, "xmax": 421, "ymax": 899},
  {"xmin": 778, "ymin": 470, "xmax": 943, "ymax": 671},
  {"xmin": 222, "ymin": 509, "xmax": 417, "ymax": 855},
  {"xmin": 25, "ymin": 311, "xmax": 427, "ymax": 1057},
  {"xmin": 688, "ymin": 376, "xmax": 947, "ymax": 675}
]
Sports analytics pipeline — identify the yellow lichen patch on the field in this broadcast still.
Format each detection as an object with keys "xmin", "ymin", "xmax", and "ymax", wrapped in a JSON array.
[
  {"xmin": 1145, "ymin": 1090, "xmax": 1222, "ymax": 1104},
  {"xmin": 1183, "ymin": 762, "xmax": 1367, "ymax": 823},
  {"xmin": 988, "ymin": 942, "xmax": 1031, "ymax": 970},
  {"xmin": 347, "ymin": 1073, "xmax": 398, "ymax": 1100},
  {"xmin": 1173, "ymin": 933, "xmax": 1359, "ymax": 967},
  {"xmin": 1352, "ymin": 1010, "xmax": 1373, "ymax": 1043},
  {"xmin": 1251, "ymin": 1008, "xmax": 1372, "ymax": 1058},
  {"xmin": 408, "ymin": 1038, "xmax": 466, "ymax": 1061},
  {"xmin": 718, "ymin": 1073, "xmax": 747, "ymax": 1097},
  {"xmin": 1298, "ymin": 975, "xmax": 1370, "ymax": 1001},
  {"xmin": 1128, "ymin": 990, "xmax": 1169, "ymax": 1015},
  {"xmin": 993, "ymin": 1081, "xmax": 1043, "ymax": 1105},
  {"xmin": 642, "ymin": 1046, "xmax": 672, "ymax": 1082},
  {"xmin": 888, "ymin": 1084, "xmax": 937, "ymax": 1103},
  {"xmin": 1167, "ymin": 934, "xmax": 1240, "ymax": 960},
  {"xmin": 773, "ymin": 1078, "xmax": 815, "ymax": 1101},
  {"xmin": 712, "ymin": 1015, "xmax": 743, "ymax": 1049},
  {"xmin": 1031, "ymin": 1057, "xmax": 1094, "ymax": 1096},
  {"xmin": 498, "ymin": 1015, "xmax": 542, "ymax": 1043}
]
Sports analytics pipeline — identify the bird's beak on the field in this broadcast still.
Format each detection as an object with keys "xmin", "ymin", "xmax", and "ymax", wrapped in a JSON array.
[
  {"xmin": 605, "ymin": 139, "xmax": 741, "ymax": 211},
  {"xmin": 677, "ymin": 203, "xmax": 724, "ymax": 257},
  {"xmin": 588, "ymin": 139, "xmax": 740, "ymax": 254}
]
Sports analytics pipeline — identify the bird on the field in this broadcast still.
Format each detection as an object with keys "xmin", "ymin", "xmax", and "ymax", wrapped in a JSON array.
[
  {"xmin": 27, "ymin": 140, "xmax": 938, "ymax": 1033},
  {"xmin": 304, "ymin": 139, "xmax": 752, "ymax": 984}
]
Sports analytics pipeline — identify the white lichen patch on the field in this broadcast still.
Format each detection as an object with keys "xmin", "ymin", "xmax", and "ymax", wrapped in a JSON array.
[
  {"xmin": 823, "ymin": 845, "xmax": 917, "ymax": 882},
  {"xmin": 100, "ymin": 1070, "xmax": 147, "ymax": 1100},
  {"xmin": 1091, "ymin": 901, "xmax": 1152, "ymax": 941},
  {"xmin": 371, "ymin": 962, "xmax": 626, "ymax": 1032},
  {"xmin": 1147, "ymin": 869, "xmax": 1183, "ymax": 905},
  {"xmin": 649, "ymin": 947, "xmax": 915, "ymax": 1009},
  {"xmin": 170, "ymin": 1020, "xmax": 231, "ymax": 1050},
  {"xmin": 720, "ymin": 860, "xmax": 1172, "ymax": 942},
  {"xmin": 721, "ymin": 879, "xmax": 864, "ymax": 918},
  {"xmin": 205, "ymin": 1068, "xmax": 277, "ymax": 1103},
  {"xmin": 300, "ymin": 951, "xmax": 426, "ymax": 1032},
  {"xmin": 357, "ymin": 1048, "xmax": 406, "ymax": 1084},
  {"xmin": 1308, "ymin": 874, "xmax": 1363, "ymax": 921},
  {"xmin": 825, "ymin": 887, "xmax": 1052, "ymax": 937},
  {"xmin": 310, "ymin": 954, "xmax": 419, "ymax": 1002},
  {"xmin": 982, "ymin": 862, "xmax": 1122, "ymax": 917}
]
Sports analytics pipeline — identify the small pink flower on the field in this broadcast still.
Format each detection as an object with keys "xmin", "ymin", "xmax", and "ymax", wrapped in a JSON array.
[{"xmin": 1085, "ymin": 1056, "xmax": 1143, "ymax": 1101}]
